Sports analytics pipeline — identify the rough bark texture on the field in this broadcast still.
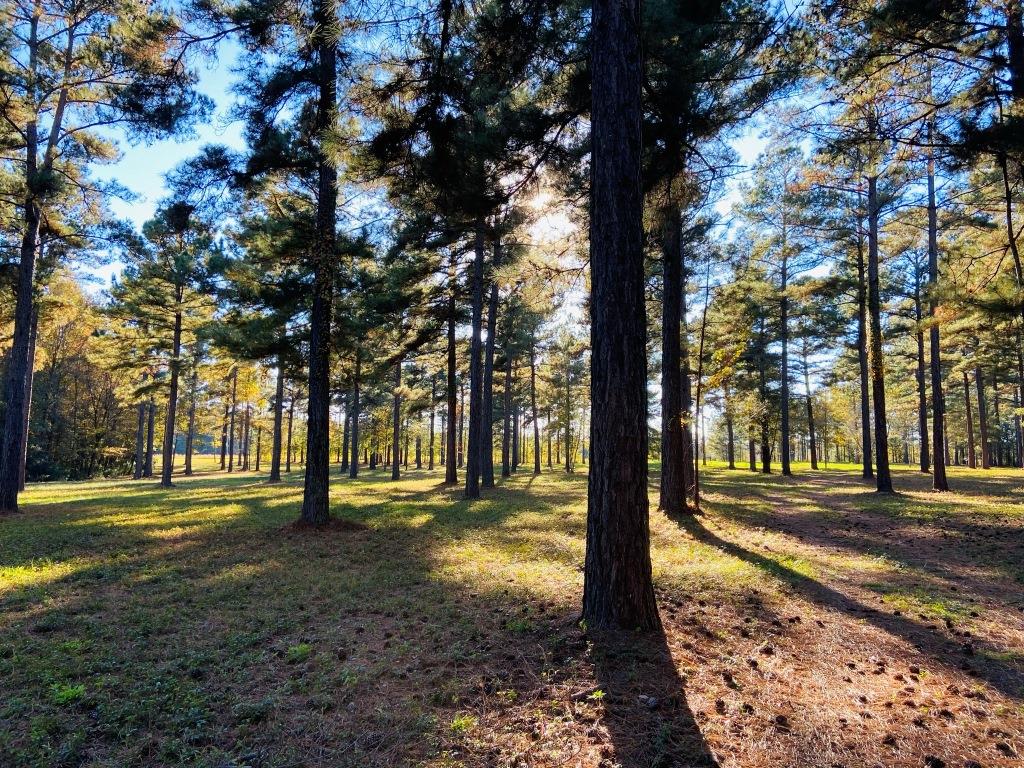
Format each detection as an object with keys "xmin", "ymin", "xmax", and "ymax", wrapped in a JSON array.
[
  {"xmin": 659, "ymin": 204, "xmax": 687, "ymax": 514},
  {"xmin": 926, "ymin": 132, "xmax": 949, "ymax": 490},
  {"xmin": 582, "ymin": 0, "xmax": 659, "ymax": 632},
  {"xmin": 299, "ymin": 0, "xmax": 338, "ymax": 526},
  {"xmin": 780, "ymin": 254, "xmax": 791, "ymax": 476},
  {"xmin": 866, "ymin": 176, "xmax": 893, "ymax": 492}
]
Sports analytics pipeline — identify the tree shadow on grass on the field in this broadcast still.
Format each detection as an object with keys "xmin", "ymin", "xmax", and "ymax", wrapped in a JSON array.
[
  {"xmin": 590, "ymin": 626, "xmax": 718, "ymax": 767},
  {"xmin": 672, "ymin": 511, "xmax": 1024, "ymax": 701}
]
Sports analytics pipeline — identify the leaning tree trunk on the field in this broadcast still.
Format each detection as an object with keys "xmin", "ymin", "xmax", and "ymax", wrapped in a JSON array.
[
  {"xmin": 391, "ymin": 361, "xmax": 402, "ymax": 481},
  {"xmin": 299, "ymin": 0, "xmax": 339, "ymax": 526},
  {"xmin": 856, "ymin": 212, "xmax": 873, "ymax": 480},
  {"xmin": 17, "ymin": 307, "xmax": 39, "ymax": 492},
  {"xmin": 582, "ymin": 0, "xmax": 660, "ymax": 632},
  {"xmin": 866, "ymin": 175, "xmax": 893, "ymax": 493},
  {"xmin": 659, "ymin": 202, "xmax": 687, "ymax": 514},
  {"xmin": 976, "ymin": 366, "xmax": 990, "ymax": 469},
  {"xmin": 445, "ymin": 251, "xmax": 459, "ymax": 485},
  {"xmin": 0, "ymin": 109, "xmax": 42, "ymax": 513},
  {"xmin": 482, "ymin": 278, "xmax": 498, "ymax": 488},
  {"xmin": 160, "ymin": 306, "xmax": 183, "ymax": 487},
  {"xmin": 465, "ymin": 218, "xmax": 486, "ymax": 499}
]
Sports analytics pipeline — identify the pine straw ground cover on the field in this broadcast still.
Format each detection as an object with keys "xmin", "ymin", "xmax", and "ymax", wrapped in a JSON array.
[{"xmin": 1, "ymin": 458, "xmax": 1022, "ymax": 768}]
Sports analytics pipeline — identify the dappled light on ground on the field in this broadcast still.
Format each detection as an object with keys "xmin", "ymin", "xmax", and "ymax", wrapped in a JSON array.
[{"xmin": 1, "ymin": 462, "xmax": 1022, "ymax": 766}]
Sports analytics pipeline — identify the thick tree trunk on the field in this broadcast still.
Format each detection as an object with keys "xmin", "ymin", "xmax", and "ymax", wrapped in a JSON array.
[
  {"xmin": 160, "ymin": 308, "xmax": 183, "ymax": 487},
  {"xmin": 856, "ymin": 212, "xmax": 873, "ymax": 479},
  {"xmin": 482, "ymin": 269, "xmax": 499, "ymax": 488},
  {"xmin": 0, "ymin": 122, "xmax": 42, "ymax": 513},
  {"xmin": 465, "ymin": 221, "xmax": 486, "ymax": 500},
  {"xmin": 299, "ymin": 0, "xmax": 339, "ymax": 526},
  {"xmin": 582, "ymin": 0, "xmax": 659, "ymax": 632},
  {"xmin": 866, "ymin": 175, "xmax": 893, "ymax": 492},
  {"xmin": 925, "ymin": 133, "xmax": 948, "ymax": 489},
  {"xmin": 976, "ymin": 366, "xmax": 990, "ymax": 469},
  {"xmin": 659, "ymin": 203, "xmax": 687, "ymax": 514},
  {"xmin": 392, "ymin": 361, "xmax": 402, "ymax": 481},
  {"xmin": 17, "ymin": 307, "xmax": 39, "ymax": 492}
]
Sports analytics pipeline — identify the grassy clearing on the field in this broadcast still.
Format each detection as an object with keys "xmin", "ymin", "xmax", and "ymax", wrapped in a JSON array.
[{"xmin": 1, "ymin": 459, "xmax": 1023, "ymax": 767}]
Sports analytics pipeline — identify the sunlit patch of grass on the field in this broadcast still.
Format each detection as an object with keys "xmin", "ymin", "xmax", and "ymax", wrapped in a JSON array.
[{"xmin": 863, "ymin": 582, "xmax": 972, "ymax": 622}]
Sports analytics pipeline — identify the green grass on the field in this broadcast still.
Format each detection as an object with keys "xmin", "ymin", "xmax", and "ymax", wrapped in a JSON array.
[{"xmin": 2, "ymin": 457, "xmax": 1023, "ymax": 767}]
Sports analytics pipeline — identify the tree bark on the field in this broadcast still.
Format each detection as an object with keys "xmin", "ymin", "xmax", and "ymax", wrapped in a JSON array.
[
  {"xmin": 160, "ymin": 306, "xmax": 183, "ymax": 487},
  {"xmin": 299, "ymin": 0, "xmax": 339, "ymax": 526},
  {"xmin": 659, "ymin": 203, "xmax": 687, "ymax": 514},
  {"xmin": 350, "ymin": 355, "xmax": 361, "ymax": 478},
  {"xmin": 445, "ymin": 252, "xmax": 458, "ymax": 485},
  {"xmin": 482, "ymin": 265, "xmax": 499, "ymax": 488},
  {"xmin": 465, "ymin": 219, "xmax": 485, "ymax": 499},
  {"xmin": 914, "ymin": 262, "xmax": 929, "ymax": 473},
  {"xmin": 184, "ymin": 368, "xmax": 197, "ymax": 477},
  {"xmin": 17, "ymin": 307, "xmax": 39, "ymax": 492},
  {"xmin": 926, "ymin": 123, "xmax": 948, "ymax": 489},
  {"xmin": 227, "ymin": 367, "xmax": 238, "ymax": 473},
  {"xmin": 582, "ymin": 0, "xmax": 659, "ymax": 632},
  {"xmin": 856, "ymin": 206, "xmax": 873, "ymax": 479},
  {"xmin": 780, "ymin": 250, "xmax": 791, "ymax": 476},
  {"xmin": 976, "ymin": 366, "xmax": 990, "ymax": 469},
  {"xmin": 286, "ymin": 390, "xmax": 295, "ymax": 474},
  {"xmin": 269, "ymin": 354, "xmax": 285, "ymax": 483},
  {"xmin": 963, "ymin": 370, "xmax": 976, "ymax": 468},
  {"xmin": 502, "ymin": 349, "xmax": 513, "ymax": 477},
  {"xmin": 134, "ymin": 399, "xmax": 146, "ymax": 480},
  {"xmin": 428, "ymin": 373, "xmax": 436, "ymax": 470},
  {"xmin": 392, "ymin": 361, "xmax": 402, "ymax": 480},
  {"xmin": 866, "ymin": 175, "xmax": 892, "ymax": 492},
  {"xmin": 341, "ymin": 391, "xmax": 350, "ymax": 473},
  {"xmin": 145, "ymin": 397, "xmax": 156, "ymax": 478},
  {"xmin": 531, "ymin": 331, "xmax": 541, "ymax": 475}
]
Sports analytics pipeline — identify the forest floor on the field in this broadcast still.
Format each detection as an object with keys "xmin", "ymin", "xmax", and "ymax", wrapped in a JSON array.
[{"xmin": 1, "ymin": 458, "xmax": 1023, "ymax": 768}]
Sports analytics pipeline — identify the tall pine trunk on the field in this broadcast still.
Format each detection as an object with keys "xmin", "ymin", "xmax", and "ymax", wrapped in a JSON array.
[
  {"xmin": 926, "ymin": 119, "xmax": 949, "ymax": 489},
  {"xmin": 530, "ymin": 332, "xmax": 541, "ymax": 475},
  {"xmin": 914, "ymin": 263, "xmax": 930, "ymax": 472},
  {"xmin": 145, "ymin": 397, "xmax": 156, "ymax": 478},
  {"xmin": 856, "ymin": 208, "xmax": 873, "ymax": 479},
  {"xmin": 482, "ymin": 278, "xmax": 498, "ymax": 488},
  {"xmin": 866, "ymin": 175, "xmax": 892, "ymax": 492},
  {"xmin": 134, "ymin": 400, "xmax": 146, "ymax": 480},
  {"xmin": 269, "ymin": 353, "xmax": 285, "ymax": 483},
  {"xmin": 976, "ymin": 366, "xmax": 990, "ymax": 469},
  {"xmin": 391, "ymin": 361, "xmax": 402, "ymax": 480},
  {"xmin": 227, "ymin": 367, "xmax": 238, "ymax": 473},
  {"xmin": 659, "ymin": 203, "xmax": 687, "ymax": 514},
  {"xmin": 17, "ymin": 307, "xmax": 39, "ymax": 492},
  {"xmin": 502, "ymin": 351, "xmax": 512, "ymax": 477},
  {"xmin": 465, "ymin": 219, "xmax": 485, "ymax": 499},
  {"xmin": 780, "ymin": 252, "xmax": 791, "ymax": 476},
  {"xmin": 963, "ymin": 370, "xmax": 976, "ymax": 468},
  {"xmin": 299, "ymin": 0, "xmax": 339, "ymax": 526},
  {"xmin": 160, "ymin": 306, "xmax": 183, "ymax": 487},
  {"xmin": 445, "ymin": 252, "xmax": 458, "ymax": 485},
  {"xmin": 184, "ymin": 368, "xmax": 197, "ymax": 477},
  {"xmin": 582, "ymin": 0, "xmax": 659, "ymax": 631},
  {"xmin": 428, "ymin": 373, "xmax": 436, "ymax": 470},
  {"xmin": 341, "ymin": 391, "xmax": 350, "ymax": 473}
]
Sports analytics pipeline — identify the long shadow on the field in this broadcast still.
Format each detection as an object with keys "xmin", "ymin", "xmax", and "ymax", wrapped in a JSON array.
[
  {"xmin": 673, "ymin": 512, "xmax": 1024, "ymax": 701},
  {"xmin": 591, "ymin": 626, "xmax": 717, "ymax": 767}
]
